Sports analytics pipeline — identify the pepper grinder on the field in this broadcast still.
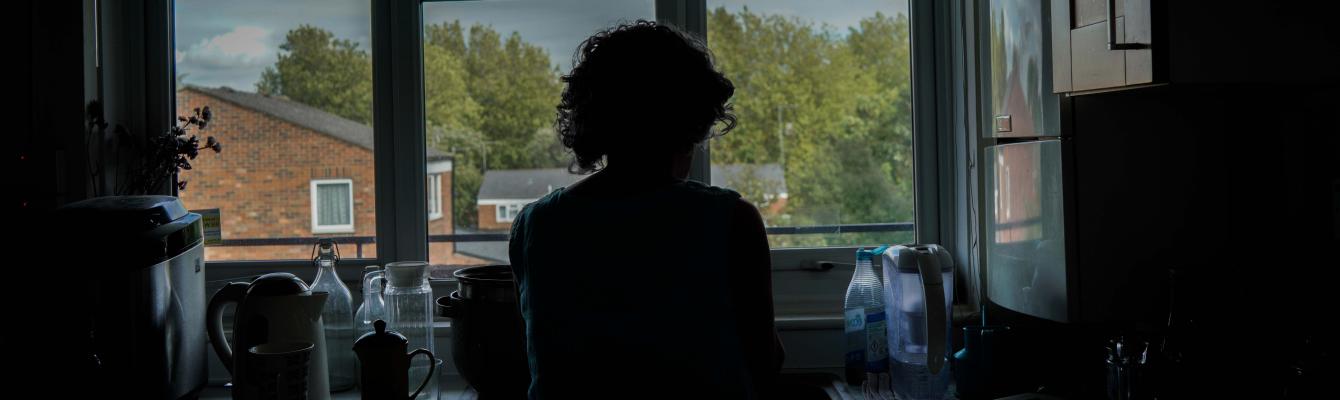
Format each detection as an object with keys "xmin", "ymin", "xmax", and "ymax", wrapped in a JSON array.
[{"xmin": 353, "ymin": 320, "xmax": 437, "ymax": 400}]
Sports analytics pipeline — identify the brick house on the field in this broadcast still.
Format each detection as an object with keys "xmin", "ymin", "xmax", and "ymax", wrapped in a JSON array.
[
  {"xmin": 473, "ymin": 164, "xmax": 788, "ymax": 232},
  {"xmin": 455, "ymin": 164, "xmax": 788, "ymax": 263},
  {"xmin": 475, "ymin": 168, "xmax": 583, "ymax": 231},
  {"xmin": 177, "ymin": 86, "xmax": 476, "ymax": 264}
]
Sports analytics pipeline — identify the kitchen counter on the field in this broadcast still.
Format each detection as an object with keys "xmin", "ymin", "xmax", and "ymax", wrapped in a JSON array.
[
  {"xmin": 197, "ymin": 370, "xmax": 857, "ymax": 400},
  {"xmin": 195, "ymin": 369, "xmax": 1081, "ymax": 399},
  {"xmin": 197, "ymin": 376, "xmax": 477, "ymax": 400},
  {"xmin": 194, "ymin": 371, "xmax": 1074, "ymax": 400}
]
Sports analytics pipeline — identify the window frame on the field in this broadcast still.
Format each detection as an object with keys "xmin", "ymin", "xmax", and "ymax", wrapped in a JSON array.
[
  {"xmin": 402, "ymin": 0, "xmax": 959, "ymax": 280},
  {"xmin": 171, "ymin": 0, "xmax": 387, "ymax": 280},
  {"xmin": 680, "ymin": 0, "xmax": 954, "ymax": 255},
  {"xmin": 153, "ymin": 0, "xmax": 971, "ymax": 376},
  {"xmin": 682, "ymin": 0, "xmax": 967, "ymax": 371},
  {"xmin": 175, "ymin": 0, "xmax": 960, "ymax": 290}
]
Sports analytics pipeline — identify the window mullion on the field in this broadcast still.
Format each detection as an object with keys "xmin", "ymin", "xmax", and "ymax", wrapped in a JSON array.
[
  {"xmin": 911, "ymin": 0, "xmax": 944, "ymax": 246},
  {"xmin": 373, "ymin": 0, "xmax": 429, "ymax": 264},
  {"xmin": 658, "ymin": 0, "xmax": 711, "ymax": 184}
]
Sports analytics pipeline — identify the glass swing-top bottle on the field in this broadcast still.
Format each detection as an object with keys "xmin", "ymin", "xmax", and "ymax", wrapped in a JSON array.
[{"xmin": 311, "ymin": 239, "xmax": 356, "ymax": 391}]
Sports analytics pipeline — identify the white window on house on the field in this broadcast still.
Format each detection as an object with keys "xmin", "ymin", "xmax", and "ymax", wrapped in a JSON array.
[
  {"xmin": 311, "ymin": 179, "xmax": 355, "ymax": 234},
  {"xmin": 495, "ymin": 203, "xmax": 524, "ymax": 223},
  {"xmin": 428, "ymin": 173, "xmax": 444, "ymax": 221}
]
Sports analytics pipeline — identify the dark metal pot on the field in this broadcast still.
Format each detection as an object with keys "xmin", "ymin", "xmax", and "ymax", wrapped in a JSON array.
[{"xmin": 436, "ymin": 265, "xmax": 529, "ymax": 399}]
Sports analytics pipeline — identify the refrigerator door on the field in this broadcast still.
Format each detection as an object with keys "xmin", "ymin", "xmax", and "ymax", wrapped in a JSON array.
[
  {"xmin": 989, "ymin": 0, "xmax": 1060, "ymax": 138},
  {"xmin": 985, "ymin": 140, "xmax": 1069, "ymax": 323}
]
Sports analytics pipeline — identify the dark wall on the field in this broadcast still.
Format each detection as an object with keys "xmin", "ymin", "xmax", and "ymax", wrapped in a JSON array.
[
  {"xmin": 1067, "ymin": 83, "xmax": 1338, "ymax": 396},
  {"xmin": 15, "ymin": 0, "xmax": 94, "ymax": 392},
  {"xmin": 994, "ymin": 1, "xmax": 1340, "ymax": 395},
  {"xmin": 988, "ymin": 82, "xmax": 1339, "ymax": 399},
  {"xmin": 23, "ymin": 0, "xmax": 90, "ymax": 212}
]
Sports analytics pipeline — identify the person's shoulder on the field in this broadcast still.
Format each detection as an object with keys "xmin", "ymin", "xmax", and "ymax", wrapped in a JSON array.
[
  {"xmin": 728, "ymin": 195, "xmax": 764, "ymax": 231},
  {"xmin": 516, "ymin": 187, "xmax": 566, "ymax": 222},
  {"xmin": 533, "ymin": 187, "xmax": 565, "ymax": 207},
  {"xmin": 675, "ymin": 180, "xmax": 742, "ymax": 200}
]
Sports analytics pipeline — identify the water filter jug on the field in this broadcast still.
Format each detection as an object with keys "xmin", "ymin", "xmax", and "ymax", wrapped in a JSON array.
[{"xmin": 881, "ymin": 244, "xmax": 953, "ymax": 400}]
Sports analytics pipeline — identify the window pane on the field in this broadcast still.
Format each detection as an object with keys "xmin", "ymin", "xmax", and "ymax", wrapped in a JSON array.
[
  {"xmin": 428, "ymin": 174, "xmax": 442, "ymax": 219},
  {"xmin": 175, "ymin": 0, "xmax": 378, "ymax": 261},
  {"xmin": 706, "ymin": 0, "xmax": 916, "ymax": 248},
  {"xmin": 422, "ymin": 0, "xmax": 655, "ymax": 268},
  {"xmin": 316, "ymin": 182, "xmax": 352, "ymax": 226}
]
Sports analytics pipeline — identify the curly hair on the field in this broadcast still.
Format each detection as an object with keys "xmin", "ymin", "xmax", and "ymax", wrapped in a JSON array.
[{"xmin": 556, "ymin": 20, "xmax": 736, "ymax": 174}]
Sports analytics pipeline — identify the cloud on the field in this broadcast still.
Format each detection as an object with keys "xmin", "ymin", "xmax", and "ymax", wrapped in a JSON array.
[{"xmin": 179, "ymin": 26, "xmax": 274, "ymax": 70}]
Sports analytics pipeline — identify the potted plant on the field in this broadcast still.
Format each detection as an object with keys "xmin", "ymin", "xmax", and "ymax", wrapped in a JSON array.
[{"xmin": 85, "ymin": 101, "xmax": 222, "ymax": 195}]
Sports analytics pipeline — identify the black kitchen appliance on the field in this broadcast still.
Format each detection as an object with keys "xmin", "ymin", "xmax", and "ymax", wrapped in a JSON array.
[{"xmin": 59, "ymin": 196, "xmax": 208, "ymax": 399}]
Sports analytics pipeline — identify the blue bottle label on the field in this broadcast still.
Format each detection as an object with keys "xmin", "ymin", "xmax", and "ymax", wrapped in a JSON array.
[
  {"xmin": 844, "ymin": 307, "xmax": 867, "ymax": 371},
  {"xmin": 865, "ymin": 306, "xmax": 889, "ymax": 372}
]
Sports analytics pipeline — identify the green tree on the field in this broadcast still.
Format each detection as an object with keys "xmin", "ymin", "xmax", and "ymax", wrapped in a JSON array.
[
  {"xmin": 462, "ymin": 26, "xmax": 563, "ymax": 169},
  {"xmin": 420, "ymin": 22, "xmax": 565, "ymax": 227},
  {"xmin": 261, "ymin": 23, "xmax": 565, "ymax": 228},
  {"xmin": 844, "ymin": 12, "xmax": 916, "ymax": 224},
  {"xmin": 707, "ymin": 7, "xmax": 915, "ymax": 246},
  {"xmin": 258, "ymin": 10, "xmax": 915, "ymax": 242},
  {"xmin": 257, "ymin": 25, "xmax": 373, "ymax": 124}
]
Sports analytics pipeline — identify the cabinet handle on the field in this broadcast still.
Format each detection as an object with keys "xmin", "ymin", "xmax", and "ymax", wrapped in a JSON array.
[{"xmin": 1107, "ymin": 0, "xmax": 1149, "ymax": 50}]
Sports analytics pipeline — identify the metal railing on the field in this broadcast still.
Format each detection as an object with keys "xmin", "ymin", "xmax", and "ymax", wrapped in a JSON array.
[{"xmin": 214, "ymin": 222, "xmax": 915, "ymax": 258}]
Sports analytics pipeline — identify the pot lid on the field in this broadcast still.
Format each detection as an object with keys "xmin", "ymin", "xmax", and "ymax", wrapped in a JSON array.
[
  {"xmin": 355, "ymin": 320, "xmax": 407, "ymax": 351},
  {"xmin": 452, "ymin": 265, "xmax": 514, "ymax": 284}
]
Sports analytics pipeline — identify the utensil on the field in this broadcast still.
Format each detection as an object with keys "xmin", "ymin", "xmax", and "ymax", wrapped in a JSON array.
[{"xmin": 245, "ymin": 342, "xmax": 315, "ymax": 400}]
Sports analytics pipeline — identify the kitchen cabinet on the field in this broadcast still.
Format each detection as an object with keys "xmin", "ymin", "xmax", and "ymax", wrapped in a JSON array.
[
  {"xmin": 1052, "ymin": 0, "xmax": 1151, "ymax": 93},
  {"xmin": 1051, "ymin": 0, "xmax": 1340, "ymax": 95}
]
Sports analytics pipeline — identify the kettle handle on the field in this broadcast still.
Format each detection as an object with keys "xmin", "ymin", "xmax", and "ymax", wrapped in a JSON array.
[
  {"xmin": 917, "ymin": 250, "xmax": 947, "ymax": 375},
  {"xmin": 406, "ymin": 349, "xmax": 437, "ymax": 400},
  {"xmin": 207, "ymin": 282, "xmax": 249, "ymax": 375}
]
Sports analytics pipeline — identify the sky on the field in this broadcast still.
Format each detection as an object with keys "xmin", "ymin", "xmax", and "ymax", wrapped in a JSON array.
[{"xmin": 175, "ymin": 0, "xmax": 908, "ymax": 90}]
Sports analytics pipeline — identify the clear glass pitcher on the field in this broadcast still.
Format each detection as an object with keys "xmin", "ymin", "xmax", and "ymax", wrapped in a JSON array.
[
  {"xmin": 355, "ymin": 265, "xmax": 386, "ymax": 338},
  {"xmin": 881, "ymin": 244, "xmax": 954, "ymax": 400},
  {"xmin": 383, "ymin": 261, "xmax": 437, "ymax": 399}
]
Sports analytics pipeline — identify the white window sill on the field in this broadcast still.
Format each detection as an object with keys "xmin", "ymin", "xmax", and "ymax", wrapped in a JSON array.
[{"xmin": 311, "ymin": 226, "xmax": 356, "ymax": 234}]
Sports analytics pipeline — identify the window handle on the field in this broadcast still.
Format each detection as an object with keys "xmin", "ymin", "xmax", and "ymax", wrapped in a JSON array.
[
  {"xmin": 1107, "ymin": 0, "xmax": 1149, "ymax": 50},
  {"xmin": 776, "ymin": 260, "xmax": 852, "ymax": 272},
  {"xmin": 774, "ymin": 261, "xmax": 867, "ymax": 272}
]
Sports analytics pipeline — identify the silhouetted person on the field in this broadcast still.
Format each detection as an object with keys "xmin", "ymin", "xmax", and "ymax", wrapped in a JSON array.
[{"xmin": 507, "ymin": 20, "xmax": 784, "ymax": 399}]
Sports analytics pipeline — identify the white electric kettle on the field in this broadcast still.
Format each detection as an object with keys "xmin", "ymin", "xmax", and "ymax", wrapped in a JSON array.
[{"xmin": 207, "ymin": 273, "xmax": 331, "ymax": 400}]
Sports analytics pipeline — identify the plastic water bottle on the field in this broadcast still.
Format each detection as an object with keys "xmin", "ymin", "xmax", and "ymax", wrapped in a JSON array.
[{"xmin": 844, "ymin": 248, "xmax": 889, "ymax": 386}]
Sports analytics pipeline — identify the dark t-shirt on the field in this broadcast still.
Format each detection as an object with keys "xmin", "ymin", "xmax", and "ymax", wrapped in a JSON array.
[{"xmin": 509, "ymin": 180, "xmax": 755, "ymax": 399}]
